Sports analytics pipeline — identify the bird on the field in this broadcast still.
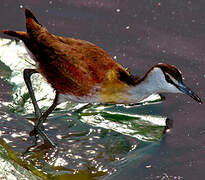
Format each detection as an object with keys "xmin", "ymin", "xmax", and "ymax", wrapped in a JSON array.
[{"xmin": 1, "ymin": 9, "xmax": 202, "ymax": 146}]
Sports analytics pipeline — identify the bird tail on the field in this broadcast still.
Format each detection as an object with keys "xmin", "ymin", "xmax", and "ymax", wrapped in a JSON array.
[
  {"xmin": 0, "ymin": 30, "xmax": 29, "ymax": 41},
  {"xmin": 1, "ymin": 8, "xmax": 43, "ymax": 41}
]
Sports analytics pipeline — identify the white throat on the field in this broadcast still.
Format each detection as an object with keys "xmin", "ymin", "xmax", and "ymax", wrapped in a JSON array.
[{"xmin": 128, "ymin": 67, "xmax": 181, "ymax": 103}]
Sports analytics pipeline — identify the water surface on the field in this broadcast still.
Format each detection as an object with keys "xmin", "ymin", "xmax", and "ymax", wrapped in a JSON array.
[{"xmin": 0, "ymin": 0, "xmax": 205, "ymax": 179}]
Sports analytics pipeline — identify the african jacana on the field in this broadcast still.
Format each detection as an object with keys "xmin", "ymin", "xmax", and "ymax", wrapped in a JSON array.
[{"xmin": 1, "ymin": 9, "xmax": 202, "ymax": 146}]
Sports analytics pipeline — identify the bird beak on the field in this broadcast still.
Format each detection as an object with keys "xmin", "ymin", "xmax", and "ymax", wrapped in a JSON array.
[{"xmin": 177, "ymin": 83, "xmax": 202, "ymax": 104}]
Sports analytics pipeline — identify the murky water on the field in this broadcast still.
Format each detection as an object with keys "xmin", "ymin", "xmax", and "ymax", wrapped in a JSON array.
[{"xmin": 0, "ymin": 1, "xmax": 205, "ymax": 180}]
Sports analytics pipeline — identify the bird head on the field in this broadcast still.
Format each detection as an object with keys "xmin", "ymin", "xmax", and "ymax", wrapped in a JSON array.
[{"xmin": 145, "ymin": 63, "xmax": 202, "ymax": 104}]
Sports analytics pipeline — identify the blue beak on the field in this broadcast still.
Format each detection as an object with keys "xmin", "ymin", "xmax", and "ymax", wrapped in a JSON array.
[{"xmin": 177, "ymin": 84, "xmax": 202, "ymax": 104}]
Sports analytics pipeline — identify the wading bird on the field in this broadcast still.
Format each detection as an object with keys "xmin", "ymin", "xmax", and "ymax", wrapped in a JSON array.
[{"xmin": 1, "ymin": 9, "xmax": 202, "ymax": 146}]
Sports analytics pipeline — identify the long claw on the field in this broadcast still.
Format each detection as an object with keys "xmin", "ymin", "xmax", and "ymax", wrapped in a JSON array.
[{"xmin": 35, "ymin": 126, "xmax": 56, "ymax": 147}]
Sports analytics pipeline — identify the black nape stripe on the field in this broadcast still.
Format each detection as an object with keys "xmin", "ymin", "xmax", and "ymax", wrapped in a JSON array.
[
  {"xmin": 156, "ymin": 64, "xmax": 183, "ymax": 83},
  {"xmin": 164, "ymin": 73, "xmax": 173, "ymax": 84},
  {"xmin": 118, "ymin": 69, "xmax": 137, "ymax": 86},
  {"xmin": 163, "ymin": 72, "xmax": 180, "ymax": 89}
]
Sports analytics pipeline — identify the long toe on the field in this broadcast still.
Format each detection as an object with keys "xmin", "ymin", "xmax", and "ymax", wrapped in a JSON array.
[
  {"xmin": 36, "ymin": 125, "xmax": 55, "ymax": 147},
  {"xmin": 29, "ymin": 124, "xmax": 45, "ymax": 136}
]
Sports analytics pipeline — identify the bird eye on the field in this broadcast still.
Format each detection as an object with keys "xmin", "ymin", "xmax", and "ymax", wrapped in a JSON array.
[{"xmin": 165, "ymin": 74, "xmax": 173, "ymax": 84}]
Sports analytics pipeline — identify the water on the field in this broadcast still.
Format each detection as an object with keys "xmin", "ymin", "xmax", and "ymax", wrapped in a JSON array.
[{"xmin": 0, "ymin": 1, "xmax": 205, "ymax": 179}]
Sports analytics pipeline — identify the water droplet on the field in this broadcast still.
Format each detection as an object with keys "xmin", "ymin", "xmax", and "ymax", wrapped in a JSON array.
[
  {"xmin": 146, "ymin": 165, "xmax": 152, "ymax": 168},
  {"xmin": 125, "ymin": 26, "xmax": 130, "ymax": 29},
  {"xmin": 19, "ymin": 4, "xmax": 23, "ymax": 8},
  {"xmin": 116, "ymin": 8, "xmax": 120, "ymax": 13}
]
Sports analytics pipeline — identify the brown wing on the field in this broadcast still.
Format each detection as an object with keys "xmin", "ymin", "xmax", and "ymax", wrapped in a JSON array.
[{"xmin": 35, "ymin": 32, "xmax": 132, "ymax": 96}]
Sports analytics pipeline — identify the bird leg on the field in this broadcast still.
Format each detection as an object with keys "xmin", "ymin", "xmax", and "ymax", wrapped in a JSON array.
[
  {"xmin": 23, "ymin": 69, "xmax": 58, "ymax": 147},
  {"xmin": 32, "ymin": 92, "xmax": 59, "ymax": 147},
  {"xmin": 23, "ymin": 69, "xmax": 42, "ymax": 118}
]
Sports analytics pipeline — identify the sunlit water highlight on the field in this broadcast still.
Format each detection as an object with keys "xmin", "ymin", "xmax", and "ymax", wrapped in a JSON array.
[{"xmin": 0, "ymin": 38, "xmax": 169, "ymax": 179}]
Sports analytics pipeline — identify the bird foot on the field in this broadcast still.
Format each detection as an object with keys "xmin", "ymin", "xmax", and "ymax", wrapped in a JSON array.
[
  {"xmin": 29, "ymin": 124, "xmax": 45, "ymax": 136},
  {"xmin": 29, "ymin": 124, "xmax": 56, "ymax": 147}
]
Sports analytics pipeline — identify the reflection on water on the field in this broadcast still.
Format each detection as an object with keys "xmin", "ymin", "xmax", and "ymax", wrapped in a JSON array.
[{"xmin": 0, "ymin": 39, "xmax": 169, "ymax": 179}]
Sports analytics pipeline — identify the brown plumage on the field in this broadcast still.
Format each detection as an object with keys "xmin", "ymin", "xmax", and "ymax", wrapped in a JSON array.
[{"xmin": 2, "ymin": 9, "xmax": 136, "ymax": 100}]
